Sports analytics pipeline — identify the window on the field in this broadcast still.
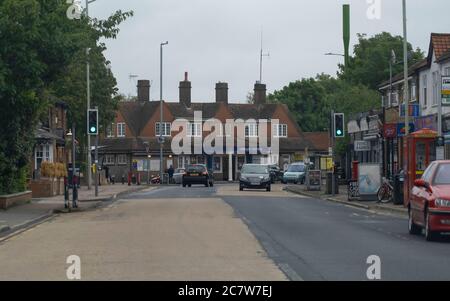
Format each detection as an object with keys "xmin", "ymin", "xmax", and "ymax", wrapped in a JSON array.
[
  {"xmin": 216, "ymin": 123, "xmax": 232, "ymax": 137},
  {"xmin": 391, "ymin": 92, "xmax": 399, "ymax": 106},
  {"xmin": 107, "ymin": 123, "xmax": 115, "ymax": 138},
  {"xmin": 155, "ymin": 122, "xmax": 171, "ymax": 137},
  {"xmin": 117, "ymin": 123, "xmax": 126, "ymax": 137},
  {"xmin": 446, "ymin": 67, "xmax": 450, "ymax": 76},
  {"xmin": 178, "ymin": 156, "xmax": 190, "ymax": 169},
  {"xmin": 213, "ymin": 156, "xmax": 222, "ymax": 173},
  {"xmin": 273, "ymin": 124, "xmax": 288, "ymax": 138},
  {"xmin": 187, "ymin": 123, "xmax": 202, "ymax": 137},
  {"xmin": 432, "ymin": 72, "xmax": 439, "ymax": 105},
  {"xmin": 423, "ymin": 75, "xmax": 428, "ymax": 108},
  {"xmin": 117, "ymin": 154, "xmax": 127, "ymax": 165},
  {"xmin": 105, "ymin": 155, "xmax": 115, "ymax": 165},
  {"xmin": 245, "ymin": 124, "xmax": 258, "ymax": 137},
  {"xmin": 410, "ymin": 82, "xmax": 416, "ymax": 102}
]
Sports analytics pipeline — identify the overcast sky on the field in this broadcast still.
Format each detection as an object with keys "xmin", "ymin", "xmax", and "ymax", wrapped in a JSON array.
[{"xmin": 89, "ymin": 0, "xmax": 450, "ymax": 103}]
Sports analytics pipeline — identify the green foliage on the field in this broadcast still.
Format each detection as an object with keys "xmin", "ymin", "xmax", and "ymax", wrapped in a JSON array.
[
  {"xmin": 338, "ymin": 32, "xmax": 424, "ymax": 89},
  {"xmin": 269, "ymin": 74, "xmax": 380, "ymax": 134},
  {"xmin": 0, "ymin": 0, "xmax": 133, "ymax": 194}
]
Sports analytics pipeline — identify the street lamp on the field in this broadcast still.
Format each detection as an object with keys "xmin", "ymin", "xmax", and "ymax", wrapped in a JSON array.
[
  {"xmin": 160, "ymin": 41, "xmax": 168, "ymax": 185},
  {"xmin": 324, "ymin": 52, "xmax": 345, "ymax": 57},
  {"xmin": 144, "ymin": 141, "xmax": 150, "ymax": 184}
]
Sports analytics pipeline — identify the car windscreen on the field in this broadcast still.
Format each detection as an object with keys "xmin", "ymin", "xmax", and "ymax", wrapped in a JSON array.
[
  {"xmin": 433, "ymin": 164, "xmax": 450, "ymax": 185},
  {"xmin": 287, "ymin": 165, "xmax": 305, "ymax": 172},
  {"xmin": 186, "ymin": 165, "xmax": 206, "ymax": 173},
  {"xmin": 241, "ymin": 165, "xmax": 269, "ymax": 174}
]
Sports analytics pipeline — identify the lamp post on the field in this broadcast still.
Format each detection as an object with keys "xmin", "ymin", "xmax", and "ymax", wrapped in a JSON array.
[
  {"xmin": 402, "ymin": 0, "xmax": 410, "ymax": 172},
  {"xmin": 85, "ymin": 0, "xmax": 97, "ymax": 190},
  {"xmin": 160, "ymin": 41, "xmax": 168, "ymax": 184},
  {"xmin": 144, "ymin": 141, "xmax": 150, "ymax": 184}
]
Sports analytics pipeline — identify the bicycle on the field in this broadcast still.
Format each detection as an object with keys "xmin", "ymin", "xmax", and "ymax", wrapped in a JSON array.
[{"xmin": 377, "ymin": 177, "xmax": 394, "ymax": 203}]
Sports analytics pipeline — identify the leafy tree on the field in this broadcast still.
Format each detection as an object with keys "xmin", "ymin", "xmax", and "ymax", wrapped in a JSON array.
[
  {"xmin": 0, "ymin": 0, "xmax": 132, "ymax": 194},
  {"xmin": 338, "ymin": 32, "xmax": 424, "ymax": 89}
]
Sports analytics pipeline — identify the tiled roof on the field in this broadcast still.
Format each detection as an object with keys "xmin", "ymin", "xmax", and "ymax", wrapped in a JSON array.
[
  {"xmin": 302, "ymin": 132, "xmax": 331, "ymax": 151},
  {"xmin": 437, "ymin": 49, "xmax": 450, "ymax": 63},
  {"xmin": 431, "ymin": 33, "xmax": 450, "ymax": 61}
]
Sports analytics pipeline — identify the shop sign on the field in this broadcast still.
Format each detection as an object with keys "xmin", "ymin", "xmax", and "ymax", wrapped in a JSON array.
[
  {"xmin": 306, "ymin": 170, "xmax": 321, "ymax": 191},
  {"xmin": 414, "ymin": 115, "xmax": 437, "ymax": 131},
  {"xmin": 354, "ymin": 140, "xmax": 371, "ymax": 152},
  {"xmin": 383, "ymin": 123, "xmax": 397, "ymax": 138},
  {"xmin": 360, "ymin": 117, "xmax": 369, "ymax": 131},
  {"xmin": 400, "ymin": 104, "xmax": 420, "ymax": 117},
  {"xmin": 397, "ymin": 123, "xmax": 415, "ymax": 137},
  {"xmin": 442, "ymin": 76, "xmax": 450, "ymax": 106},
  {"xmin": 385, "ymin": 107, "xmax": 400, "ymax": 123}
]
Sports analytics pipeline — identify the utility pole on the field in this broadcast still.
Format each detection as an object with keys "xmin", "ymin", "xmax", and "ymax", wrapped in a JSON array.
[
  {"xmin": 94, "ymin": 106, "xmax": 99, "ymax": 197},
  {"xmin": 160, "ymin": 41, "xmax": 168, "ymax": 184},
  {"xmin": 402, "ymin": 0, "xmax": 410, "ymax": 169},
  {"xmin": 343, "ymin": 4, "xmax": 350, "ymax": 69}
]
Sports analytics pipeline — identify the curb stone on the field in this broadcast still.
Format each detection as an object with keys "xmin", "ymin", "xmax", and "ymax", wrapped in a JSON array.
[{"xmin": 284, "ymin": 186, "xmax": 407, "ymax": 217}]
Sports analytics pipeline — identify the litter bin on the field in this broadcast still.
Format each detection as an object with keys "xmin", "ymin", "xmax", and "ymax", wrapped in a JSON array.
[
  {"xmin": 393, "ymin": 170, "xmax": 404, "ymax": 205},
  {"xmin": 326, "ymin": 172, "xmax": 339, "ymax": 194}
]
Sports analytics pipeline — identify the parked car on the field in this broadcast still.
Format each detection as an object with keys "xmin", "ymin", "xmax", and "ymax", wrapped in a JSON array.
[
  {"xmin": 173, "ymin": 168, "xmax": 185, "ymax": 184},
  {"xmin": 268, "ymin": 164, "xmax": 284, "ymax": 183},
  {"xmin": 408, "ymin": 160, "xmax": 450, "ymax": 241},
  {"xmin": 282, "ymin": 162, "xmax": 307, "ymax": 184},
  {"xmin": 182, "ymin": 164, "xmax": 214, "ymax": 187},
  {"xmin": 239, "ymin": 164, "xmax": 271, "ymax": 191}
]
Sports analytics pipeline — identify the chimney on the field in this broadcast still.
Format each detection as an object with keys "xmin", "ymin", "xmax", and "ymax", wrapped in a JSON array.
[
  {"xmin": 137, "ymin": 80, "xmax": 150, "ymax": 102},
  {"xmin": 179, "ymin": 72, "xmax": 191, "ymax": 107},
  {"xmin": 215, "ymin": 82, "xmax": 228, "ymax": 103},
  {"xmin": 254, "ymin": 82, "xmax": 267, "ymax": 105}
]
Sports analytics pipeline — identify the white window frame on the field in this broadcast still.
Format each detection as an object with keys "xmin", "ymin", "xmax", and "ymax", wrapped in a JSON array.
[
  {"xmin": 410, "ymin": 82, "xmax": 416, "ymax": 102},
  {"xmin": 107, "ymin": 123, "xmax": 115, "ymax": 138},
  {"xmin": 187, "ymin": 122, "xmax": 202, "ymax": 137},
  {"xmin": 391, "ymin": 91, "xmax": 399, "ymax": 106},
  {"xmin": 104, "ymin": 154, "xmax": 115, "ymax": 165},
  {"xmin": 117, "ymin": 154, "xmax": 128, "ymax": 165},
  {"xmin": 35, "ymin": 144, "xmax": 53, "ymax": 168},
  {"xmin": 213, "ymin": 156, "xmax": 222, "ymax": 173},
  {"xmin": 433, "ymin": 72, "xmax": 439, "ymax": 106},
  {"xmin": 273, "ymin": 124, "xmax": 288, "ymax": 138},
  {"xmin": 178, "ymin": 156, "xmax": 190, "ymax": 169},
  {"xmin": 245, "ymin": 123, "xmax": 258, "ymax": 137},
  {"xmin": 423, "ymin": 75, "xmax": 428, "ymax": 108},
  {"xmin": 117, "ymin": 123, "xmax": 126, "ymax": 137},
  {"xmin": 155, "ymin": 122, "xmax": 171, "ymax": 137}
]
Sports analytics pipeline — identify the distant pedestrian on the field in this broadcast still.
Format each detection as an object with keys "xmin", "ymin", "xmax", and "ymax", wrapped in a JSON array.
[{"xmin": 168, "ymin": 165, "xmax": 174, "ymax": 184}]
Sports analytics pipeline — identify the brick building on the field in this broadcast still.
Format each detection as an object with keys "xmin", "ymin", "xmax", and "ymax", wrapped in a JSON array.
[{"xmin": 99, "ymin": 74, "xmax": 330, "ymax": 182}]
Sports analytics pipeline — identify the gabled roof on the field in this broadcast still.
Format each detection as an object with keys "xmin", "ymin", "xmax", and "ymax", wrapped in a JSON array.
[
  {"xmin": 437, "ymin": 49, "xmax": 450, "ymax": 63},
  {"xmin": 119, "ymin": 101, "xmax": 159, "ymax": 137},
  {"xmin": 429, "ymin": 33, "xmax": 450, "ymax": 62}
]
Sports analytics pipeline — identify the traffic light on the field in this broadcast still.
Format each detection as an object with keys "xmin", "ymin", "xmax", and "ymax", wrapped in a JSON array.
[
  {"xmin": 334, "ymin": 113, "xmax": 345, "ymax": 138},
  {"xmin": 88, "ymin": 109, "xmax": 98, "ymax": 135}
]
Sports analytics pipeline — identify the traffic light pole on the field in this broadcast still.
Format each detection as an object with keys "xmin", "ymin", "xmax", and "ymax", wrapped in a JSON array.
[
  {"xmin": 95, "ymin": 133, "xmax": 99, "ymax": 197},
  {"xmin": 331, "ymin": 110, "xmax": 336, "ymax": 197}
]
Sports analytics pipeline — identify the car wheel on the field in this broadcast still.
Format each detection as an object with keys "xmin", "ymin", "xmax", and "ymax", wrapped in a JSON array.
[
  {"xmin": 182, "ymin": 182, "xmax": 186, "ymax": 187},
  {"xmin": 209, "ymin": 182, "xmax": 214, "ymax": 187},
  {"xmin": 425, "ymin": 210, "xmax": 438, "ymax": 241},
  {"xmin": 266, "ymin": 185, "xmax": 271, "ymax": 192},
  {"xmin": 408, "ymin": 208, "xmax": 421, "ymax": 235},
  {"xmin": 188, "ymin": 184, "xmax": 192, "ymax": 187},
  {"xmin": 239, "ymin": 185, "xmax": 244, "ymax": 191}
]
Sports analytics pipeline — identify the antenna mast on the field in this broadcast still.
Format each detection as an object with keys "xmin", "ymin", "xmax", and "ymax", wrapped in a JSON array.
[{"xmin": 259, "ymin": 28, "xmax": 270, "ymax": 83}]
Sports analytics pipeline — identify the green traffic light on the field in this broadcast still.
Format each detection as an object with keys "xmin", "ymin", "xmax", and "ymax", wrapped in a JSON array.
[
  {"xmin": 90, "ymin": 126, "xmax": 96, "ymax": 133},
  {"xmin": 336, "ymin": 130, "xmax": 342, "ymax": 136}
]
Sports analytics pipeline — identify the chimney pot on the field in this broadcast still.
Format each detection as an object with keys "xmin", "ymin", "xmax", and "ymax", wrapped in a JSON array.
[
  {"xmin": 179, "ymin": 72, "xmax": 191, "ymax": 107},
  {"xmin": 215, "ymin": 82, "xmax": 228, "ymax": 103},
  {"xmin": 254, "ymin": 82, "xmax": 267, "ymax": 105},
  {"xmin": 137, "ymin": 80, "xmax": 150, "ymax": 102}
]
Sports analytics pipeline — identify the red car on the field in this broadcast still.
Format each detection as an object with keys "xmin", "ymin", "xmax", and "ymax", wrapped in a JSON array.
[{"xmin": 408, "ymin": 160, "xmax": 450, "ymax": 241}]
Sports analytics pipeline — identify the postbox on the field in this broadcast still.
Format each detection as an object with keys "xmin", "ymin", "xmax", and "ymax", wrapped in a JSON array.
[{"xmin": 403, "ymin": 128, "xmax": 437, "ymax": 206}]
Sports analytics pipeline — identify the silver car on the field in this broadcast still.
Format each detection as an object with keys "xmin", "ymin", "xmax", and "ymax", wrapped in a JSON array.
[{"xmin": 173, "ymin": 168, "xmax": 185, "ymax": 184}]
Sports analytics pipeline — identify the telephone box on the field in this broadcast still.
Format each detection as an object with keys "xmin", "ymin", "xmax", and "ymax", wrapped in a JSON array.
[{"xmin": 403, "ymin": 128, "xmax": 437, "ymax": 206}]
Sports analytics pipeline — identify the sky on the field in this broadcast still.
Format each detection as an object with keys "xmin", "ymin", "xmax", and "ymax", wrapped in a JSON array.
[{"xmin": 88, "ymin": 0, "xmax": 450, "ymax": 103}]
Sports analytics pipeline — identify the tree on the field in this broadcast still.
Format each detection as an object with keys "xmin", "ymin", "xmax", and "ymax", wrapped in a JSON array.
[
  {"xmin": 0, "ymin": 0, "xmax": 132, "ymax": 194},
  {"xmin": 268, "ymin": 74, "xmax": 380, "ymax": 155},
  {"xmin": 338, "ymin": 32, "xmax": 424, "ymax": 89}
]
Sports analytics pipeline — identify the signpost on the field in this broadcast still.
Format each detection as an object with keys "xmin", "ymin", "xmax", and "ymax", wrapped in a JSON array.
[{"xmin": 354, "ymin": 140, "xmax": 371, "ymax": 152}]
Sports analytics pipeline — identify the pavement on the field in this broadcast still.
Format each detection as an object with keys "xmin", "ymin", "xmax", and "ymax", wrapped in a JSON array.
[
  {"xmin": 284, "ymin": 184, "xmax": 408, "ymax": 217},
  {"xmin": 0, "ymin": 184, "xmax": 151, "ymax": 238}
]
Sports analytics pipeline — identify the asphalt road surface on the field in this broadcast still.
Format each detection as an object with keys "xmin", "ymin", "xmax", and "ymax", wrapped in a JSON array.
[{"xmin": 1, "ymin": 184, "xmax": 450, "ymax": 280}]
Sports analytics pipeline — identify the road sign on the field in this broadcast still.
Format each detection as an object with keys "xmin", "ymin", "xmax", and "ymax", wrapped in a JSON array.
[
  {"xmin": 354, "ymin": 140, "xmax": 371, "ymax": 152},
  {"xmin": 442, "ymin": 76, "xmax": 450, "ymax": 106}
]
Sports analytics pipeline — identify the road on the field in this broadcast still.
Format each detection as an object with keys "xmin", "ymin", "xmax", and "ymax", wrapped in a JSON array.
[{"xmin": 0, "ymin": 184, "xmax": 450, "ymax": 280}]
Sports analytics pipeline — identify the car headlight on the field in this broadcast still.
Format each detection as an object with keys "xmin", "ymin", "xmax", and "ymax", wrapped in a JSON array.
[
  {"xmin": 263, "ymin": 176, "xmax": 270, "ymax": 181},
  {"xmin": 435, "ymin": 199, "xmax": 450, "ymax": 207},
  {"xmin": 241, "ymin": 176, "xmax": 248, "ymax": 181}
]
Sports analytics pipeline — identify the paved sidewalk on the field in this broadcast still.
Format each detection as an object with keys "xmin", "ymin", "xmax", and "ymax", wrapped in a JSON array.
[
  {"xmin": 0, "ymin": 184, "xmax": 151, "ymax": 236},
  {"xmin": 284, "ymin": 184, "xmax": 408, "ymax": 217}
]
